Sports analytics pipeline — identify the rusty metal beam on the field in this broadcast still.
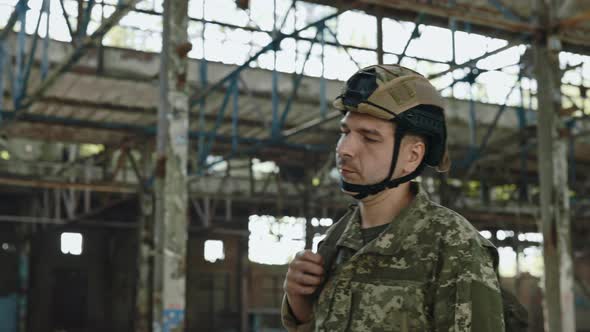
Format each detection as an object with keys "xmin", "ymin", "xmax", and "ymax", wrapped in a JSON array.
[
  {"xmin": 34, "ymin": 95, "xmax": 269, "ymax": 129},
  {"xmin": 0, "ymin": 176, "xmax": 136, "ymax": 193},
  {"xmin": 312, "ymin": 0, "xmax": 536, "ymax": 33},
  {"xmin": 282, "ymin": 110, "xmax": 340, "ymax": 138},
  {"xmin": 558, "ymin": 10, "xmax": 590, "ymax": 29}
]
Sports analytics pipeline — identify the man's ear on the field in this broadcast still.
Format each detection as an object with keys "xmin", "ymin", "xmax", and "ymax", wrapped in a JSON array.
[{"xmin": 402, "ymin": 137, "xmax": 426, "ymax": 174}]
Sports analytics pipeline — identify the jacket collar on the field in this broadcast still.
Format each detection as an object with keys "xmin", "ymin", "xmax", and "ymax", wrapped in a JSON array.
[{"xmin": 336, "ymin": 182, "xmax": 432, "ymax": 255}]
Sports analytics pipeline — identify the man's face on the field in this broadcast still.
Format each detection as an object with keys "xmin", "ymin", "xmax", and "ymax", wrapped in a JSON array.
[{"xmin": 335, "ymin": 112, "xmax": 398, "ymax": 187}]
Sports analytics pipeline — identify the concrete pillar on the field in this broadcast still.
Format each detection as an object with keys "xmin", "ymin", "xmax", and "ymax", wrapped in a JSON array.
[
  {"xmin": 134, "ymin": 144, "xmax": 154, "ymax": 332},
  {"xmin": 152, "ymin": 0, "xmax": 191, "ymax": 330},
  {"xmin": 534, "ymin": 0, "xmax": 575, "ymax": 331}
]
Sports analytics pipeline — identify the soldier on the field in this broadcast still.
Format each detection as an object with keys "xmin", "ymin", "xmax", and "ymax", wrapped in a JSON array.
[{"xmin": 282, "ymin": 65, "xmax": 505, "ymax": 331}]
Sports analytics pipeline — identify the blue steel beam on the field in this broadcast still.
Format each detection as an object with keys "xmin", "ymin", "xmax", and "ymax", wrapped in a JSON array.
[
  {"xmin": 13, "ymin": 1, "xmax": 27, "ymax": 110},
  {"xmin": 189, "ymin": 7, "xmax": 352, "ymax": 108},
  {"xmin": 581, "ymin": 85, "xmax": 588, "ymax": 116},
  {"xmin": 436, "ymin": 67, "xmax": 483, "ymax": 92},
  {"xmin": 282, "ymin": 110, "xmax": 340, "ymax": 139},
  {"xmin": 231, "ymin": 74, "xmax": 239, "ymax": 152},
  {"xmin": 124, "ymin": 7, "xmax": 455, "ymax": 68},
  {"xmin": 487, "ymin": 0, "xmax": 526, "ymax": 23},
  {"xmin": 568, "ymin": 121, "xmax": 576, "ymax": 187},
  {"xmin": 449, "ymin": 17, "xmax": 456, "ymax": 64},
  {"xmin": 278, "ymin": 28, "xmax": 321, "ymax": 130},
  {"xmin": 195, "ymin": 6, "xmax": 337, "ymax": 174},
  {"xmin": 459, "ymin": 69, "xmax": 524, "ymax": 169},
  {"xmin": 277, "ymin": 0, "xmax": 297, "ymax": 32},
  {"xmin": 0, "ymin": 0, "xmax": 29, "ymax": 41},
  {"xmin": 270, "ymin": 1, "xmax": 280, "ymax": 140},
  {"xmin": 19, "ymin": 0, "xmax": 50, "ymax": 108},
  {"xmin": 476, "ymin": 72, "xmax": 523, "ymax": 152},
  {"xmin": 319, "ymin": 22, "xmax": 326, "ymax": 119},
  {"xmin": 41, "ymin": 0, "xmax": 50, "ymax": 80},
  {"xmin": 194, "ymin": 4, "xmax": 358, "ymax": 173},
  {"xmin": 437, "ymin": 61, "xmax": 520, "ymax": 93},
  {"xmin": 468, "ymin": 85, "xmax": 477, "ymax": 147},
  {"xmin": 0, "ymin": 40, "xmax": 6, "ymax": 118},
  {"xmin": 196, "ymin": 0, "xmax": 208, "ymax": 169},
  {"xmin": 17, "ymin": 245, "xmax": 28, "ymax": 332},
  {"xmin": 465, "ymin": 23, "xmax": 476, "ymax": 152},
  {"xmin": 270, "ymin": 60, "xmax": 279, "ymax": 139},
  {"xmin": 198, "ymin": 76, "xmax": 235, "ymax": 166},
  {"xmin": 428, "ymin": 36, "xmax": 527, "ymax": 80},
  {"xmin": 20, "ymin": 0, "xmax": 141, "ymax": 109},
  {"xmin": 77, "ymin": 0, "xmax": 96, "ymax": 41},
  {"xmin": 517, "ymin": 79, "xmax": 528, "ymax": 200},
  {"xmin": 58, "ymin": 0, "xmax": 75, "ymax": 41},
  {"xmin": 397, "ymin": 13, "xmax": 423, "ymax": 65},
  {"xmin": 323, "ymin": 25, "xmax": 361, "ymax": 69}
]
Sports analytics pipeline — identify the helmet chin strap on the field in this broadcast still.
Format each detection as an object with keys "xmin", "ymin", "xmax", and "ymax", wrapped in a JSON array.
[{"xmin": 339, "ymin": 127, "xmax": 426, "ymax": 200}]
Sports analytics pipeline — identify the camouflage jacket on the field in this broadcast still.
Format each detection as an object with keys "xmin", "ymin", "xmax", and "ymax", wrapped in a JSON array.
[{"xmin": 282, "ymin": 186, "xmax": 505, "ymax": 331}]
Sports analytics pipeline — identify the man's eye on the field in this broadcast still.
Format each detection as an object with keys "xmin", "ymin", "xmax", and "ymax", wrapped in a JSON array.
[{"xmin": 364, "ymin": 136, "xmax": 378, "ymax": 143}]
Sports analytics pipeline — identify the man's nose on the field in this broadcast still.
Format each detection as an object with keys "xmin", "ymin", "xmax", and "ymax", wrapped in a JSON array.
[{"xmin": 336, "ymin": 134, "xmax": 356, "ymax": 160}]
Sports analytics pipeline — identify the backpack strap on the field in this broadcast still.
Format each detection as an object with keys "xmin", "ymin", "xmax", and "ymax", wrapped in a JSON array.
[
  {"xmin": 481, "ymin": 236, "xmax": 529, "ymax": 331},
  {"xmin": 311, "ymin": 204, "xmax": 357, "ymax": 299},
  {"xmin": 501, "ymin": 287, "xmax": 529, "ymax": 331}
]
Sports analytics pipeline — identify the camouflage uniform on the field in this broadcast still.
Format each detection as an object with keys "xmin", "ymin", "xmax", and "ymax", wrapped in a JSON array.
[{"xmin": 282, "ymin": 184, "xmax": 505, "ymax": 331}]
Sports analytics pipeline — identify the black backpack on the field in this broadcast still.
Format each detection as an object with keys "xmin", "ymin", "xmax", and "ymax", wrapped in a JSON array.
[{"xmin": 500, "ymin": 286, "xmax": 529, "ymax": 331}]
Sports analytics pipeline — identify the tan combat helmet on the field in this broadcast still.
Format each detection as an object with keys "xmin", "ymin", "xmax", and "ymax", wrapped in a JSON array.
[{"xmin": 333, "ymin": 64, "xmax": 451, "ymax": 199}]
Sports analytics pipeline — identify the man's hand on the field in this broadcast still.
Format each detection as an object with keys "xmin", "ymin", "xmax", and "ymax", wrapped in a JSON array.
[
  {"xmin": 283, "ymin": 250, "xmax": 325, "ymax": 323},
  {"xmin": 285, "ymin": 250, "xmax": 324, "ymax": 296}
]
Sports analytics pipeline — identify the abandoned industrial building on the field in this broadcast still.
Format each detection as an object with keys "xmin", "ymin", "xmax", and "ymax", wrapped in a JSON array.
[{"xmin": 0, "ymin": 0, "xmax": 590, "ymax": 331}]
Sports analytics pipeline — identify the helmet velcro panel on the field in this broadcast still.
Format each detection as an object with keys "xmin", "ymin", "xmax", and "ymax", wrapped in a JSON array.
[{"xmin": 368, "ymin": 75, "xmax": 446, "ymax": 116}]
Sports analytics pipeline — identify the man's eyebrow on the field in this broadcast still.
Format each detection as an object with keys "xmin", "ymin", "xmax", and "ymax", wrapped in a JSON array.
[
  {"xmin": 358, "ymin": 128, "xmax": 383, "ymax": 137},
  {"xmin": 339, "ymin": 122, "xmax": 383, "ymax": 137}
]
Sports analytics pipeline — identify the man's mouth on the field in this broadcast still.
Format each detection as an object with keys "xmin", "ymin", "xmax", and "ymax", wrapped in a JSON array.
[{"xmin": 339, "ymin": 167, "xmax": 356, "ymax": 176}]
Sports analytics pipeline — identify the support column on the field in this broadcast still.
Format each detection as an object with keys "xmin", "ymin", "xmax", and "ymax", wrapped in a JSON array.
[
  {"xmin": 153, "ymin": 0, "xmax": 191, "ymax": 330},
  {"xmin": 376, "ymin": 14, "xmax": 384, "ymax": 64},
  {"xmin": 237, "ymin": 237, "xmax": 250, "ymax": 332},
  {"xmin": 303, "ymin": 160, "xmax": 314, "ymax": 250},
  {"xmin": 438, "ymin": 173, "xmax": 450, "ymax": 207},
  {"xmin": 15, "ymin": 194, "xmax": 33, "ymax": 332},
  {"xmin": 481, "ymin": 181, "xmax": 490, "ymax": 206},
  {"xmin": 134, "ymin": 144, "xmax": 154, "ymax": 332},
  {"xmin": 16, "ymin": 238, "xmax": 29, "ymax": 332},
  {"xmin": 534, "ymin": 0, "xmax": 575, "ymax": 331}
]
